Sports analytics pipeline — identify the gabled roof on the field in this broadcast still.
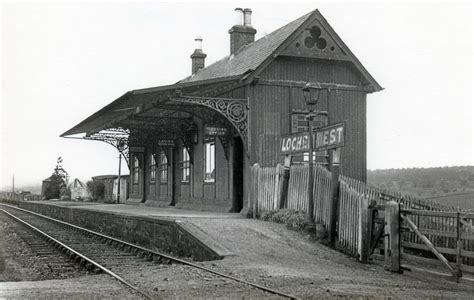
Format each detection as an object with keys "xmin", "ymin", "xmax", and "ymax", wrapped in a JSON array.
[
  {"xmin": 180, "ymin": 12, "xmax": 312, "ymax": 83},
  {"xmin": 180, "ymin": 9, "xmax": 382, "ymax": 91},
  {"xmin": 61, "ymin": 9, "xmax": 381, "ymax": 137},
  {"xmin": 42, "ymin": 175, "xmax": 53, "ymax": 182}
]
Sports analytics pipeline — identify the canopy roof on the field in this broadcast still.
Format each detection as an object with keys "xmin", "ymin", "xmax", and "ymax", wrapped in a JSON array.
[{"xmin": 62, "ymin": 9, "xmax": 381, "ymax": 138}]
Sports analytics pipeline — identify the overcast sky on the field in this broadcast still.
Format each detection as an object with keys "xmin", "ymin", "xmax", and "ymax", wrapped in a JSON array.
[{"xmin": 1, "ymin": 1, "xmax": 473, "ymax": 190}]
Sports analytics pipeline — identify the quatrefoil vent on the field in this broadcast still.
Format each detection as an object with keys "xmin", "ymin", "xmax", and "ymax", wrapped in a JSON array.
[{"xmin": 305, "ymin": 26, "xmax": 327, "ymax": 50}]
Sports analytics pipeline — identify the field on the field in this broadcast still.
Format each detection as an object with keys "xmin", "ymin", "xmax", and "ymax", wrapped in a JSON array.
[
  {"xmin": 423, "ymin": 192, "xmax": 474, "ymax": 211},
  {"xmin": 367, "ymin": 166, "xmax": 474, "ymax": 211}
]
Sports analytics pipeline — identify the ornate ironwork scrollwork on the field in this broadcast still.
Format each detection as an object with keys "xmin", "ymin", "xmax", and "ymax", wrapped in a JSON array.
[
  {"xmin": 170, "ymin": 95, "xmax": 248, "ymax": 147},
  {"xmin": 85, "ymin": 128, "xmax": 130, "ymax": 169}
]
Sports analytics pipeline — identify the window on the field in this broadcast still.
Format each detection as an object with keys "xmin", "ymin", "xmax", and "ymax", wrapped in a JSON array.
[
  {"xmin": 150, "ymin": 154, "xmax": 156, "ymax": 182},
  {"xmin": 133, "ymin": 156, "xmax": 139, "ymax": 184},
  {"xmin": 159, "ymin": 151, "xmax": 168, "ymax": 183},
  {"xmin": 181, "ymin": 148, "xmax": 190, "ymax": 182},
  {"xmin": 293, "ymin": 114, "xmax": 328, "ymax": 165},
  {"xmin": 204, "ymin": 141, "xmax": 215, "ymax": 182}
]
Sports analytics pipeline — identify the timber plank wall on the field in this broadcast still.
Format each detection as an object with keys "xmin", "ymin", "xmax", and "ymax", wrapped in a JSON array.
[{"xmin": 249, "ymin": 56, "xmax": 368, "ymax": 182}]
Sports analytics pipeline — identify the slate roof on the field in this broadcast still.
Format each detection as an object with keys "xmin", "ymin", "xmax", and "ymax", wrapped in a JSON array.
[{"xmin": 180, "ymin": 11, "xmax": 312, "ymax": 83}]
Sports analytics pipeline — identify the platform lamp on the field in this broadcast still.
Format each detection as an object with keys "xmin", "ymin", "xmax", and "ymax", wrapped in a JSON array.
[{"xmin": 302, "ymin": 82, "xmax": 322, "ymax": 231}]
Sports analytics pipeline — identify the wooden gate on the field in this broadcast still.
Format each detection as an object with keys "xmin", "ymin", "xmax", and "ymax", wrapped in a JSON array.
[
  {"xmin": 399, "ymin": 209, "xmax": 474, "ymax": 280},
  {"xmin": 367, "ymin": 201, "xmax": 385, "ymax": 257}
]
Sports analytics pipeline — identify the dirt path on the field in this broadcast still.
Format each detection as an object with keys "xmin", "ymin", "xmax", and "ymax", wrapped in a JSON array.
[{"xmin": 186, "ymin": 218, "xmax": 474, "ymax": 299}]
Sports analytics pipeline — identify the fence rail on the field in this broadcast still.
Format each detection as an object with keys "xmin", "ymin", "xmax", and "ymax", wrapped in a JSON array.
[
  {"xmin": 249, "ymin": 162, "xmax": 473, "ymax": 265},
  {"xmin": 399, "ymin": 209, "xmax": 474, "ymax": 278}
]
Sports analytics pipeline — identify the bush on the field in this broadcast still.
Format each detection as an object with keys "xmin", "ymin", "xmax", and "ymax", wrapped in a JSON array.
[
  {"xmin": 44, "ymin": 174, "xmax": 63, "ymax": 200},
  {"xmin": 86, "ymin": 180, "xmax": 105, "ymax": 201},
  {"xmin": 260, "ymin": 209, "xmax": 306, "ymax": 230}
]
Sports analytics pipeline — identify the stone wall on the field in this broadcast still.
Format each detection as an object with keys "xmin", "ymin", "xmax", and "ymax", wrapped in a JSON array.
[{"xmin": 17, "ymin": 202, "xmax": 221, "ymax": 261}]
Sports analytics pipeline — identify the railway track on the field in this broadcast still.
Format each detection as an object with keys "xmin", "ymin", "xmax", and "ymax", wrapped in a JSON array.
[
  {"xmin": 0, "ymin": 204, "xmax": 298, "ymax": 299},
  {"xmin": 0, "ymin": 213, "xmax": 85, "ymax": 280}
]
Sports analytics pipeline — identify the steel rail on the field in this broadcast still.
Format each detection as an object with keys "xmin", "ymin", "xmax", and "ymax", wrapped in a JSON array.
[
  {"xmin": 0, "ymin": 208, "xmax": 152, "ymax": 299},
  {"xmin": 0, "ymin": 204, "xmax": 299, "ymax": 299}
]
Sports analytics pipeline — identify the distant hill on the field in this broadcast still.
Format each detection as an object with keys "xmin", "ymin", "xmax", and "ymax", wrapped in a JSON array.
[
  {"xmin": 1, "ymin": 184, "xmax": 42, "ymax": 195},
  {"xmin": 367, "ymin": 166, "xmax": 474, "ymax": 210}
]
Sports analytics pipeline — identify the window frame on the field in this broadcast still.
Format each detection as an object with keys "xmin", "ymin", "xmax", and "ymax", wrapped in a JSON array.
[
  {"xmin": 159, "ymin": 151, "xmax": 168, "ymax": 184},
  {"xmin": 133, "ymin": 156, "xmax": 140, "ymax": 184},
  {"xmin": 204, "ymin": 141, "xmax": 216, "ymax": 183},
  {"xmin": 149, "ymin": 154, "xmax": 156, "ymax": 183},
  {"xmin": 180, "ymin": 148, "xmax": 191, "ymax": 183}
]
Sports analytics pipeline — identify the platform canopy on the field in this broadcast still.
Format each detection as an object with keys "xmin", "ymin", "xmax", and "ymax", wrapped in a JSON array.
[{"xmin": 61, "ymin": 75, "xmax": 249, "ymax": 165}]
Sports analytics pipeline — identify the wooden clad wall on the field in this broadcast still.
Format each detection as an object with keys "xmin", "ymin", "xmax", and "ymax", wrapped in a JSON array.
[
  {"xmin": 248, "ymin": 84, "xmax": 290, "ymax": 168},
  {"xmin": 249, "ymin": 56, "xmax": 368, "ymax": 182},
  {"xmin": 260, "ymin": 56, "xmax": 365, "ymax": 85}
]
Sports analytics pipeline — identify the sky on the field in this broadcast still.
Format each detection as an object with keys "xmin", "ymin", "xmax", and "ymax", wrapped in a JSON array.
[{"xmin": 1, "ymin": 0, "xmax": 473, "ymax": 190}]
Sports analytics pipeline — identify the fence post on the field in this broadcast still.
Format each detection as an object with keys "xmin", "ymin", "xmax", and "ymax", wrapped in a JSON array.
[
  {"xmin": 278, "ymin": 155, "xmax": 292, "ymax": 209},
  {"xmin": 358, "ymin": 195, "xmax": 370, "ymax": 263},
  {"xmin": 251, "ymin": 163, "xmax": 260, "ymax": 219},
  {"xmin": 456, "ymin": 210, "xmax": 463, "ymax": 282},
  {"xmin": 328, "ymin": 149, "xmax": 341, "ymax": 246},
  {"xmin": 384, "ymin": 200, "xmax": 400, "ymax": 273},
  {"xmin": 273, "ymin": 164, "xmax": 282, "ymax": 210}
]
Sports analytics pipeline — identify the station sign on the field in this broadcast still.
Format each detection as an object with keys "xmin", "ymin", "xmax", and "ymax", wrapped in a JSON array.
[
  {"xmin": 156, "ymin": 139, "xmax": 175, "ymax": 147},
  {"xmin": 205, "ymin": 125, "xmax": 228, "ymax": 137},
  {"xmin": 314, "ymin": 123, "xmax": 345, "ymax": 151},
  {"xmin": 280, "ymin": 132, "xmax": 310, "ymax": 154},
  {"xmin": 280, "ymin": 123, "xmax": 345, "ymax": 154},
  {"xmin": 129, "ymin": 146, "xmax": 145, "ymax": 153}
]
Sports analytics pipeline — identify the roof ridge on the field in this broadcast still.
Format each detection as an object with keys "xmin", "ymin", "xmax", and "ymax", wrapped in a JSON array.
[{"xmin": 180, "ymin": 10, "xmax": 314, "ymax": 84}]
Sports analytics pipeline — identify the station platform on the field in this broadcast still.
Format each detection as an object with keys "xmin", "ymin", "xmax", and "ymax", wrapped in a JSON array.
[
  {"xmin": 11, "ymin": 200, "xmax": 474, "ymax": 298},
  {"xmin": 34, "ymin": 201, "xmax": 243, "ymax": 220}
]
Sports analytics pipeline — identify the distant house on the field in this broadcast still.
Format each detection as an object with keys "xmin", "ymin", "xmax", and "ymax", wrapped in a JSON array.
[
  {"xmin": 113, "ymin": 175, "xmax": 129, "ymax": 203},
  {"xmin": 41, "ymin": 176, "xmax": 53, "ymax": 199},
  {"xmin": 69, "ymin": 178, "xmax": 90, "ymax": 201},
  {"xmin": 92, "ymin": 175, "xmax": 129, "ymax": 203}
]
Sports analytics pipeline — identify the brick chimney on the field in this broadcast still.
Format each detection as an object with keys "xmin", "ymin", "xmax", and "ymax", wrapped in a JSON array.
[
  {"xmin": 190, "ymin": 36, "xmax": 206, "ymax": 74},
  {"xmin": 229, "ymin": 8, "xmax": 256, "ymax": 55}
]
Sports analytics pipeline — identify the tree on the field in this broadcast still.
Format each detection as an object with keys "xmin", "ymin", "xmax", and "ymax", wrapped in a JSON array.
[
  {"xmin": 44, "ymin": 157, "xmax": 69, "ymax": 200},
  {"xmin": 86, "ymin": 180, "xmax": 105, "ymax": 201}
]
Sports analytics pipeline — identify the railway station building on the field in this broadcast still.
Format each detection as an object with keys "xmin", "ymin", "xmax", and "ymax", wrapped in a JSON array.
[{"xmin": 62, "ymin": 8, "xmax": 381, "ymax": 212}]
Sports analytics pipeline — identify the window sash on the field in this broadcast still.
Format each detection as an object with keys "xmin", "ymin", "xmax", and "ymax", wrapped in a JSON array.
[
  {"xmin": 181, "ymin": 148, "xmax": 190, "ymax": 182},
  {"xmin": 133, "ymin": 157, "xmax": 139, "ymax": 184},
  {"xmin": 204, "ymin": 142, "xmax": 215, "ymax": 182},
  {"xmin": 159, "ymin": 152, "xmax": 168, "ymax": 183},
  {"xmin": 150, "ymin": 155, "xmax": 156, "ymax": 182}
]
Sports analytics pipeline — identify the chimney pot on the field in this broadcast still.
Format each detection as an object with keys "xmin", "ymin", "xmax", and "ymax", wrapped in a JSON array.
[
  {"xmin": 229, "ymin": 8, "xmax": 256, "ymax": 54},
  {"xmin": 234, "ymin": 8, "xmax": 244, "ymax": 26},
  {"xmin": 190, "ymin": 36, "xmax": 206, "ymax": 74},
  {"xmin": 194, "ymin": 36, "xmax": 203, "ymax": 51},
  {"xmin": 243, "ymin": 8, "xmax": 252, "ymax": 26}
]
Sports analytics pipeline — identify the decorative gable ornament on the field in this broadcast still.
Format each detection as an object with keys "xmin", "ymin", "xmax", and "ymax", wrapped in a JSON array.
[{"xmin": 280, "ymin": 19, "xmax": 348, "ymax": 61}]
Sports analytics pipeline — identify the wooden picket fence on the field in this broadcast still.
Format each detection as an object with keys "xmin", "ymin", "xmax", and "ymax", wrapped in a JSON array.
[
  {"xmin": 250, "ymin": 163, "xmax": 332, "ymax": 220},
  {"xmin": 249, "ymin": 163, "xmax": 474, "ymax": 269},
  {"xmin": 312, "ymin": 166, "xmax": 333, "ymax": 229},
  {"xmin": 337, "ymin": 180, "xmax": 364, "ymax": 257},
  {"xmin": 256, "ymin": 166, "xmax": 280, "ymax": 213},
  {"xmin": 287, "ymin": 164, "xmax": 309, "ymax": 212},
  {"xmin": 250, "ymin": 163, "xmax": 366, "ymax": 258},
  {"xmin": 338, "ymin": 175, "xmax": 474, "ymax": 270}
]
